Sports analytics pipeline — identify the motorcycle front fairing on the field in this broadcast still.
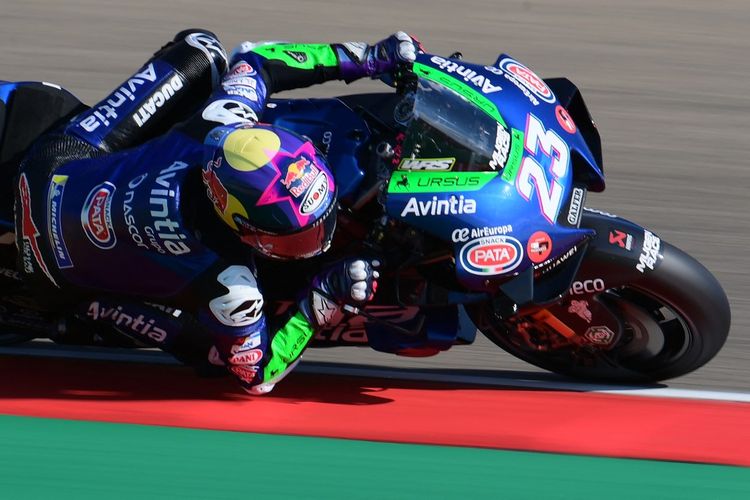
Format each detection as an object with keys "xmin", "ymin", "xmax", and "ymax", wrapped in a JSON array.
[{"xmin": 385, "ymin": 54, "xmax": 603, "ymax": 304}]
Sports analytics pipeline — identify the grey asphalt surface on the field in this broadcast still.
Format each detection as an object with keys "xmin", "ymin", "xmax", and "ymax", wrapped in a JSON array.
[{"xmin": 1, "ymin": 0, "xmax": 748, "ymax": 391}]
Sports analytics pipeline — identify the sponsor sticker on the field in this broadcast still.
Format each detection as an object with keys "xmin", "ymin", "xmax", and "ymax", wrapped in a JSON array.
[
  {"xmin": 238, "ymin": 332, "xmax": 262, "ymax": 351},
  {"xmin": 500, "ymin": 129, "xmax": 525, "ymax": 184},
  {"xmin": 132, "ymin": 74, "xmax": 184, "ymax": 127},
  {"xmin": 400, "ymin": 195, "xmax": 477, "ymax": 217},
  {"xmin": 568, "ymin": 299, "xmax": 592, "ymax": 323},
  {"xmin": 230, "ymin": 364, "xmax": 260, "ymax": 384},
  {"xmin": 498, "ymin": 58, "xmax": 555, "ymax": 104},
  {"xmin": 398, "ymin": 158, "xmax": 455, "ymax": 171},
  {"xmin": 81, "ymin": 182, "xmax": 116, "ymax": 250},
  {"xmin": 281, "ymin": 157, "xmax": 320, "ymax": 198},
  {"xmin": 567, "ymin": 187, "xmax": 584, "ymax": 226},
  {"xmin": 527, "ymin": 231, "xmax": 553, "ymax": 264},
  {"xmin": 451, "ymin": 225, "xmax": 513, "ymax": 243},
  {"xmin": 300, "ymin": 173, "xmax": 329, "ymax": 215},
  {"xmin": 637, "ymin": 230, "xmax": 661, "ymax": 273},
  {"xmin": 47, "ymin": 175, "xmax": 73, "ymax": 269},
  {"xmin": 86, "ymin": 301, "xmax": 168, "ymax": 343},
  {"xmin": 227, "ymin": 61, "xmax": 257, "ymax": 78},
  {"xmin": 489, "ymin": 124, "xmax": 511, "ymax": 170},
  {"xmin": 229, "ymin": 347, "xmax": 264, "ymax": 365},
  {"xmin": 18, "ymin": 173, "xmax": 58, "ymax": 286},
  {"xmin": 555, "ymin": 105, "xmax": 577, "ymax": 134},
  {"xmin": 459, "ymin": 235, "xmax": 524, "ymax": 276},
  {"xmin": 388, "ymin": 171, "xmax": 496, "ymax": 194},
  {"xmin": 584, "ymin": 326, "xmax": 616, "ymax": 346},
  {"xmin": 608, "ymin": 229, "xmax": 633, "ymax": 251},
  {"xmin": 570, "ymin": 278, "xmax": 606, "ymax": 295},
  {"xmin": 147, "ymin": 161, "xmax": 192, "ymax": 256},
  {"xmin": 534, "ymin": 245, "xmax": 578, "ymax": 275},
  {"xmin": 78, "ymin": 63, "xmax": 159, "ymax": 133},
  {"xmin": 428, "ymin": 56, "xmax": 503, "ymax": 94}
]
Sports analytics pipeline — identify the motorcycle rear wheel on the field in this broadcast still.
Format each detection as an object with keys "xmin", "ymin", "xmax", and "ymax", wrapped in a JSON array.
[{"xmin": 467, "ymin": 242, "xmax": 731, "ymax": 383}]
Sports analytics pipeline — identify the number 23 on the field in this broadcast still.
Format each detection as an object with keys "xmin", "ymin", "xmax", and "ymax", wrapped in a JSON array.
[{"xmin": 516, "ymin": 114, "xmax": 570, "ymax": 224}]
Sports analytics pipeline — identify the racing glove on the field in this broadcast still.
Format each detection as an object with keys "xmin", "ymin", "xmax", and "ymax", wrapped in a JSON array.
[
  {"xmin": 336, "ymin": 32, "xmax": 424, "ymax": 85},
  {"xmin": 299, "ymin": 258, "xmax": 380, "ymax": 328}
]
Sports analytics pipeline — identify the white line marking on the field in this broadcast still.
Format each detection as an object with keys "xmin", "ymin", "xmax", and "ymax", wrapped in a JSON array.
[{"xmin": 2, "ymin": 342, "xmax": 750, "ymax": 403}]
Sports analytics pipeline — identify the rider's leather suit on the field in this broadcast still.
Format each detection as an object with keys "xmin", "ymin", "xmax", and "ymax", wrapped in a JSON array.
[{"xmin": 13, "ymin": 29, "xmax": 400, "ymax": 392}]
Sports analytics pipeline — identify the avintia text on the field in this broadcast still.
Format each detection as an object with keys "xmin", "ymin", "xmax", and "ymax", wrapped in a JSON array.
[{"xmin": 400, "ymin": 195, "xmax": 476, "ymax": 217}]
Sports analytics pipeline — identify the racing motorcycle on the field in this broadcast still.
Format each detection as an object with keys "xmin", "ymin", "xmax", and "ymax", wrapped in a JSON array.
[{"xmin": 0, "ymin": 51, "xmax": 731, "ymax": 382}]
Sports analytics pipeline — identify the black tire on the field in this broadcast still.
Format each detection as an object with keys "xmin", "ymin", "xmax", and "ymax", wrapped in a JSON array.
[{"xmin": 467, "ymin": 241, "xmax": 731, "ymax": 382}]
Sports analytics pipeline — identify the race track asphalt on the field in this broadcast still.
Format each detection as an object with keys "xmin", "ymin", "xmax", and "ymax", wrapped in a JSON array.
[{"xmin": 1, "ymin": 0, "xmax": 747, "ymax": 391}]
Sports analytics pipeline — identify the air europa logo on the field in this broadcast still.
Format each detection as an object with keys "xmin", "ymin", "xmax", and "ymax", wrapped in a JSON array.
[
  {"xmin": 498, "ymin": 58, "xmax": 555, "ymax": 104},
  {"xmin": 81, "ymin": 182, "xmax": 116, "ymax": 249},
  {"xmin": 459, "ymin": 235, "xmax": 523, "ymax": 276}
]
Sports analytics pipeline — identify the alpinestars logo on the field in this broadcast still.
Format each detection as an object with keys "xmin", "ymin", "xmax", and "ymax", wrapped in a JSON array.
[
  {"xmin": 202, "ymin": 99, "xmax": 258, "ymax": 125},
  {"xmin": 186, "ymin": 33, "xmax": 228, "ymax": 85},
  {"xmin": 284, "ymin": 50, "xmax": 308, "ymax": 64},
  {"xmin": 18, "ymin": 173, "xmax": 58, "ymax": 287}
]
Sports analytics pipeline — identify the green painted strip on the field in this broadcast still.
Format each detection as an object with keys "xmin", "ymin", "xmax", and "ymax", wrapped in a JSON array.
[
  {"xmin": 388, "ymin": 171, "xmax": 497, "ymax": 194},
  {"xmin": 502, "ymin": 128, "xmax": 525, "ymax": 183},
  {"xmin": 1, "ymin": 415, "xmax": 748, "ymax": 499},
  {"xmin": 413, "ymin": 62, "xmax": 506, "ymax": 126},
  {"xmin": 251, "ymin": 43, "xmax": 338, "ymax": 69}
]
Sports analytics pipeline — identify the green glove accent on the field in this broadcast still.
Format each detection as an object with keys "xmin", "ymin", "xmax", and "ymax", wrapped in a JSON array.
[
  {"xmin": 263, "ymin": 311, "xmax": 316, "ymax": 381},
  {"xmin": 251, "ymin": 44, "xmax": 338, "ymax": 70}
]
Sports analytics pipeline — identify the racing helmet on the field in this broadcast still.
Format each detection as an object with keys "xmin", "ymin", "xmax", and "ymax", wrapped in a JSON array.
[{"xmin": 202, "ymin": 123, "xmax": 337, "ymax": 260}]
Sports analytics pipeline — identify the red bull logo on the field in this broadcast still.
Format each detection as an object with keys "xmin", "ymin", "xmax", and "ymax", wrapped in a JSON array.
[
  {"xmin": 202, "ymin": 157, "xmax": 228, "ymax": 213},
  {"xmin": 281, "ymin": 157, "xmax": 319, "ymax": 198}
]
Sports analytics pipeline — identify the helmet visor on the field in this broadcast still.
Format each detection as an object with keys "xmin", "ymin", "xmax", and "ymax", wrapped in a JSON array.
[{"xmin": 239, "ymin": 201, "xmax": 337, "ymax": 260}]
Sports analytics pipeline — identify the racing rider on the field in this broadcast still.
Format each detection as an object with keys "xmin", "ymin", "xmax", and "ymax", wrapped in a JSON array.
[{"xmin": 14, "ymin": 30, "xmax": 422, "ymax": 394}]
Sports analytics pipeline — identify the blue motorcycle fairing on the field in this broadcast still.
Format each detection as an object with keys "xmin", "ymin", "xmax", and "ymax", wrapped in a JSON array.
[
  {"xmin": 415, "ymin": 53, "xmax": 603, "ymax": 187},
  {"xmin": 385, "ymin": 173, "xmax": 594, "ymax": 292},
  {"xmin": 383, "ymin": 54, "xmax": 602, "ymax": 292}
]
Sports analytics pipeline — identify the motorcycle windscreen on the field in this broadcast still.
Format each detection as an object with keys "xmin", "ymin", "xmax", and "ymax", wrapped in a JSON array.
[{"xmin": 398, "ymin": 79, "xmax": 498, "ymax": 172}]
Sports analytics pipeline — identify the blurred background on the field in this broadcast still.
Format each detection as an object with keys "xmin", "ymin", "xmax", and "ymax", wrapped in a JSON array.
[{"xmin": 1, "ymin": 0, "xmax": 748, "ymax": 390}]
